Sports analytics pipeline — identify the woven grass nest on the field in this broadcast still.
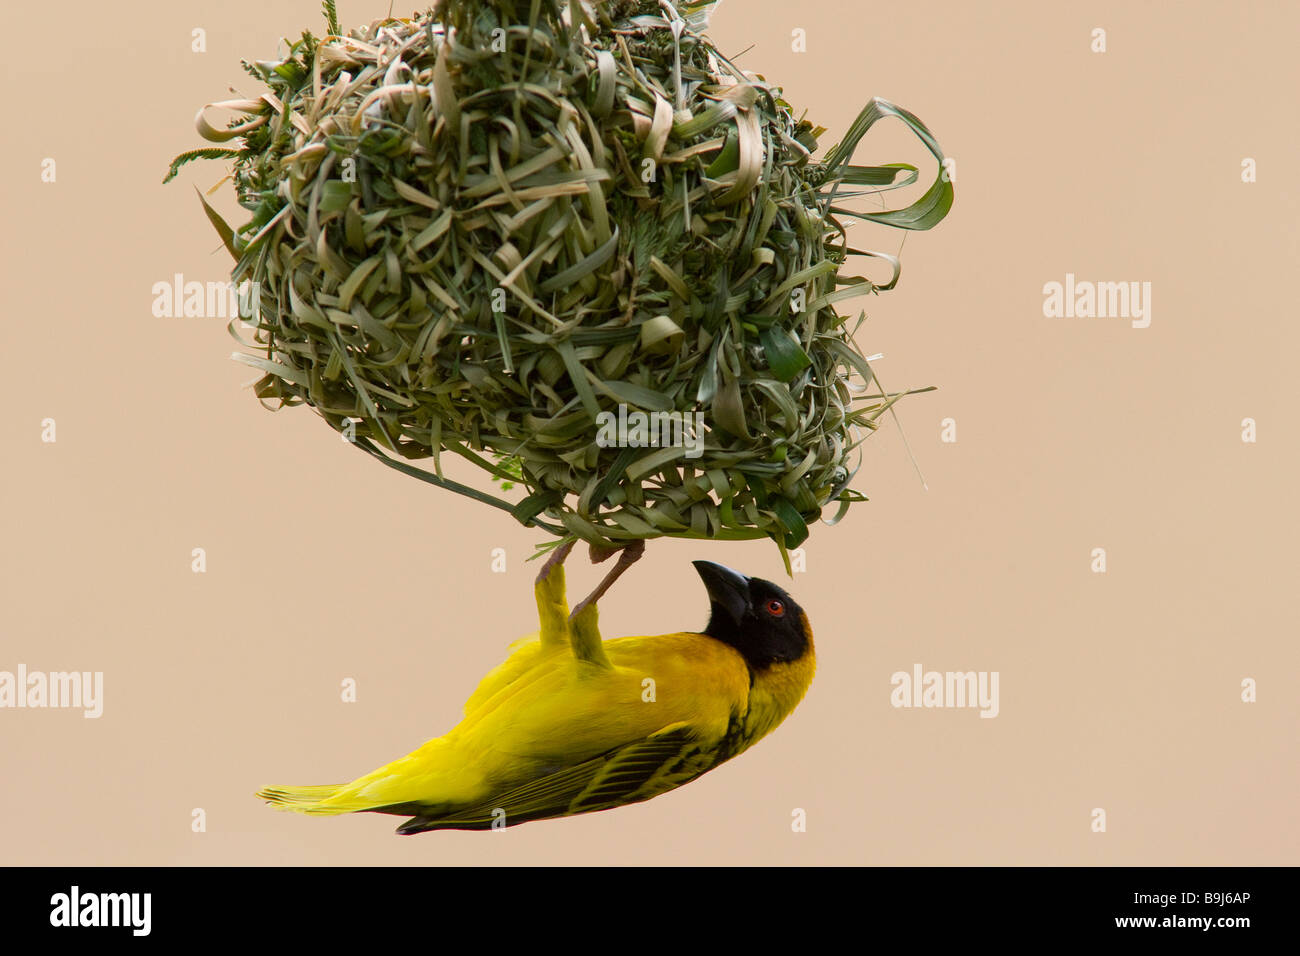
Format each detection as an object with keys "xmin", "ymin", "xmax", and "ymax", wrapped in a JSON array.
[{"xmin": 167, "ymin": 0, "xmax": 952, "ymax": 561}]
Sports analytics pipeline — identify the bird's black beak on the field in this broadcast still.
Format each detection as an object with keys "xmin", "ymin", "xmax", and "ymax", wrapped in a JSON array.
[{"xmin": 693, "ymin": 560, "xmax": 751, "ymax": 627}]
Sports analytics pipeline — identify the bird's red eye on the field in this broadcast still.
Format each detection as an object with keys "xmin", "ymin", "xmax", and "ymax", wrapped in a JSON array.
[{"xmin": 765, "ymin": 599, "xmax": 785, "ymax": 617}]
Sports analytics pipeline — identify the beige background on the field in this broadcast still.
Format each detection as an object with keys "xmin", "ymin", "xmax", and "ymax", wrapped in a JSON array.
[{"xmin": 2, "ymin": 0, "xmax": 1296, "ymax": 865}]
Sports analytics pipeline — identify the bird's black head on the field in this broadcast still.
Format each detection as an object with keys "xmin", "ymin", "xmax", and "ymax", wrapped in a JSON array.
[{"xmin": 693, "ymin": 560, "xmax": 811, "ymax": 671}]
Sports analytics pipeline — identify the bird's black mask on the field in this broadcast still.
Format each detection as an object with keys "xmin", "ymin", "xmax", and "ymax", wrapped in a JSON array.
[{"xmin": 693, "ymin": 561, "xmax": 810, "ymax": 671}]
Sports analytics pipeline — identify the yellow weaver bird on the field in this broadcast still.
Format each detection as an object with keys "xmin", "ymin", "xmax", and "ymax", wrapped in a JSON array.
[{"xmin": 257, "ymin": 543, "xmax": 815, "ymax": 833}]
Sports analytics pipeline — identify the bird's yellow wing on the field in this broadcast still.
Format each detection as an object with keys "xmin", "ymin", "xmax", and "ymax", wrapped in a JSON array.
[{"xmin": 394, "ymin": 721, "xmax": 737, "ymax": 833}]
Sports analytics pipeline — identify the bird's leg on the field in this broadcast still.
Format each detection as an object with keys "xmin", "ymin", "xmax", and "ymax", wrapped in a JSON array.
[
  {"xmin": 534, "ymin": 539, "xmax": 575, "ymax": 649},
  {"xmin": 569, "ymin": 540, "xmax": 645, "ymax": 622}
]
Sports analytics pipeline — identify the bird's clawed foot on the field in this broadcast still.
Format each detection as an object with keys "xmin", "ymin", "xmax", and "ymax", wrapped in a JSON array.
[
  {"xmin": 569, "ymin": 540, "xmax": 645, "ymax": 623},
  {"xmin": 535, "ymin": 538, "xmax": 576, "ymax": 586}
]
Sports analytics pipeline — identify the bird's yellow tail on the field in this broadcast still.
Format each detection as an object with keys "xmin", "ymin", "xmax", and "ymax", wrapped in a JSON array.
[
  {"xmin": 257, "ymin": 783, "xmax": 354, "ymax": 815},
  {"xmin": 257, "ymin": 738, "xmax": 479, "ymax": 817}
]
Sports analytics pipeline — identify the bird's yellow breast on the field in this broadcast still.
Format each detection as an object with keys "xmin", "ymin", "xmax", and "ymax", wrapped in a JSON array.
[{"xmin": 739, "ymin": 639, "xmax": 817, "ymax": 751}]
